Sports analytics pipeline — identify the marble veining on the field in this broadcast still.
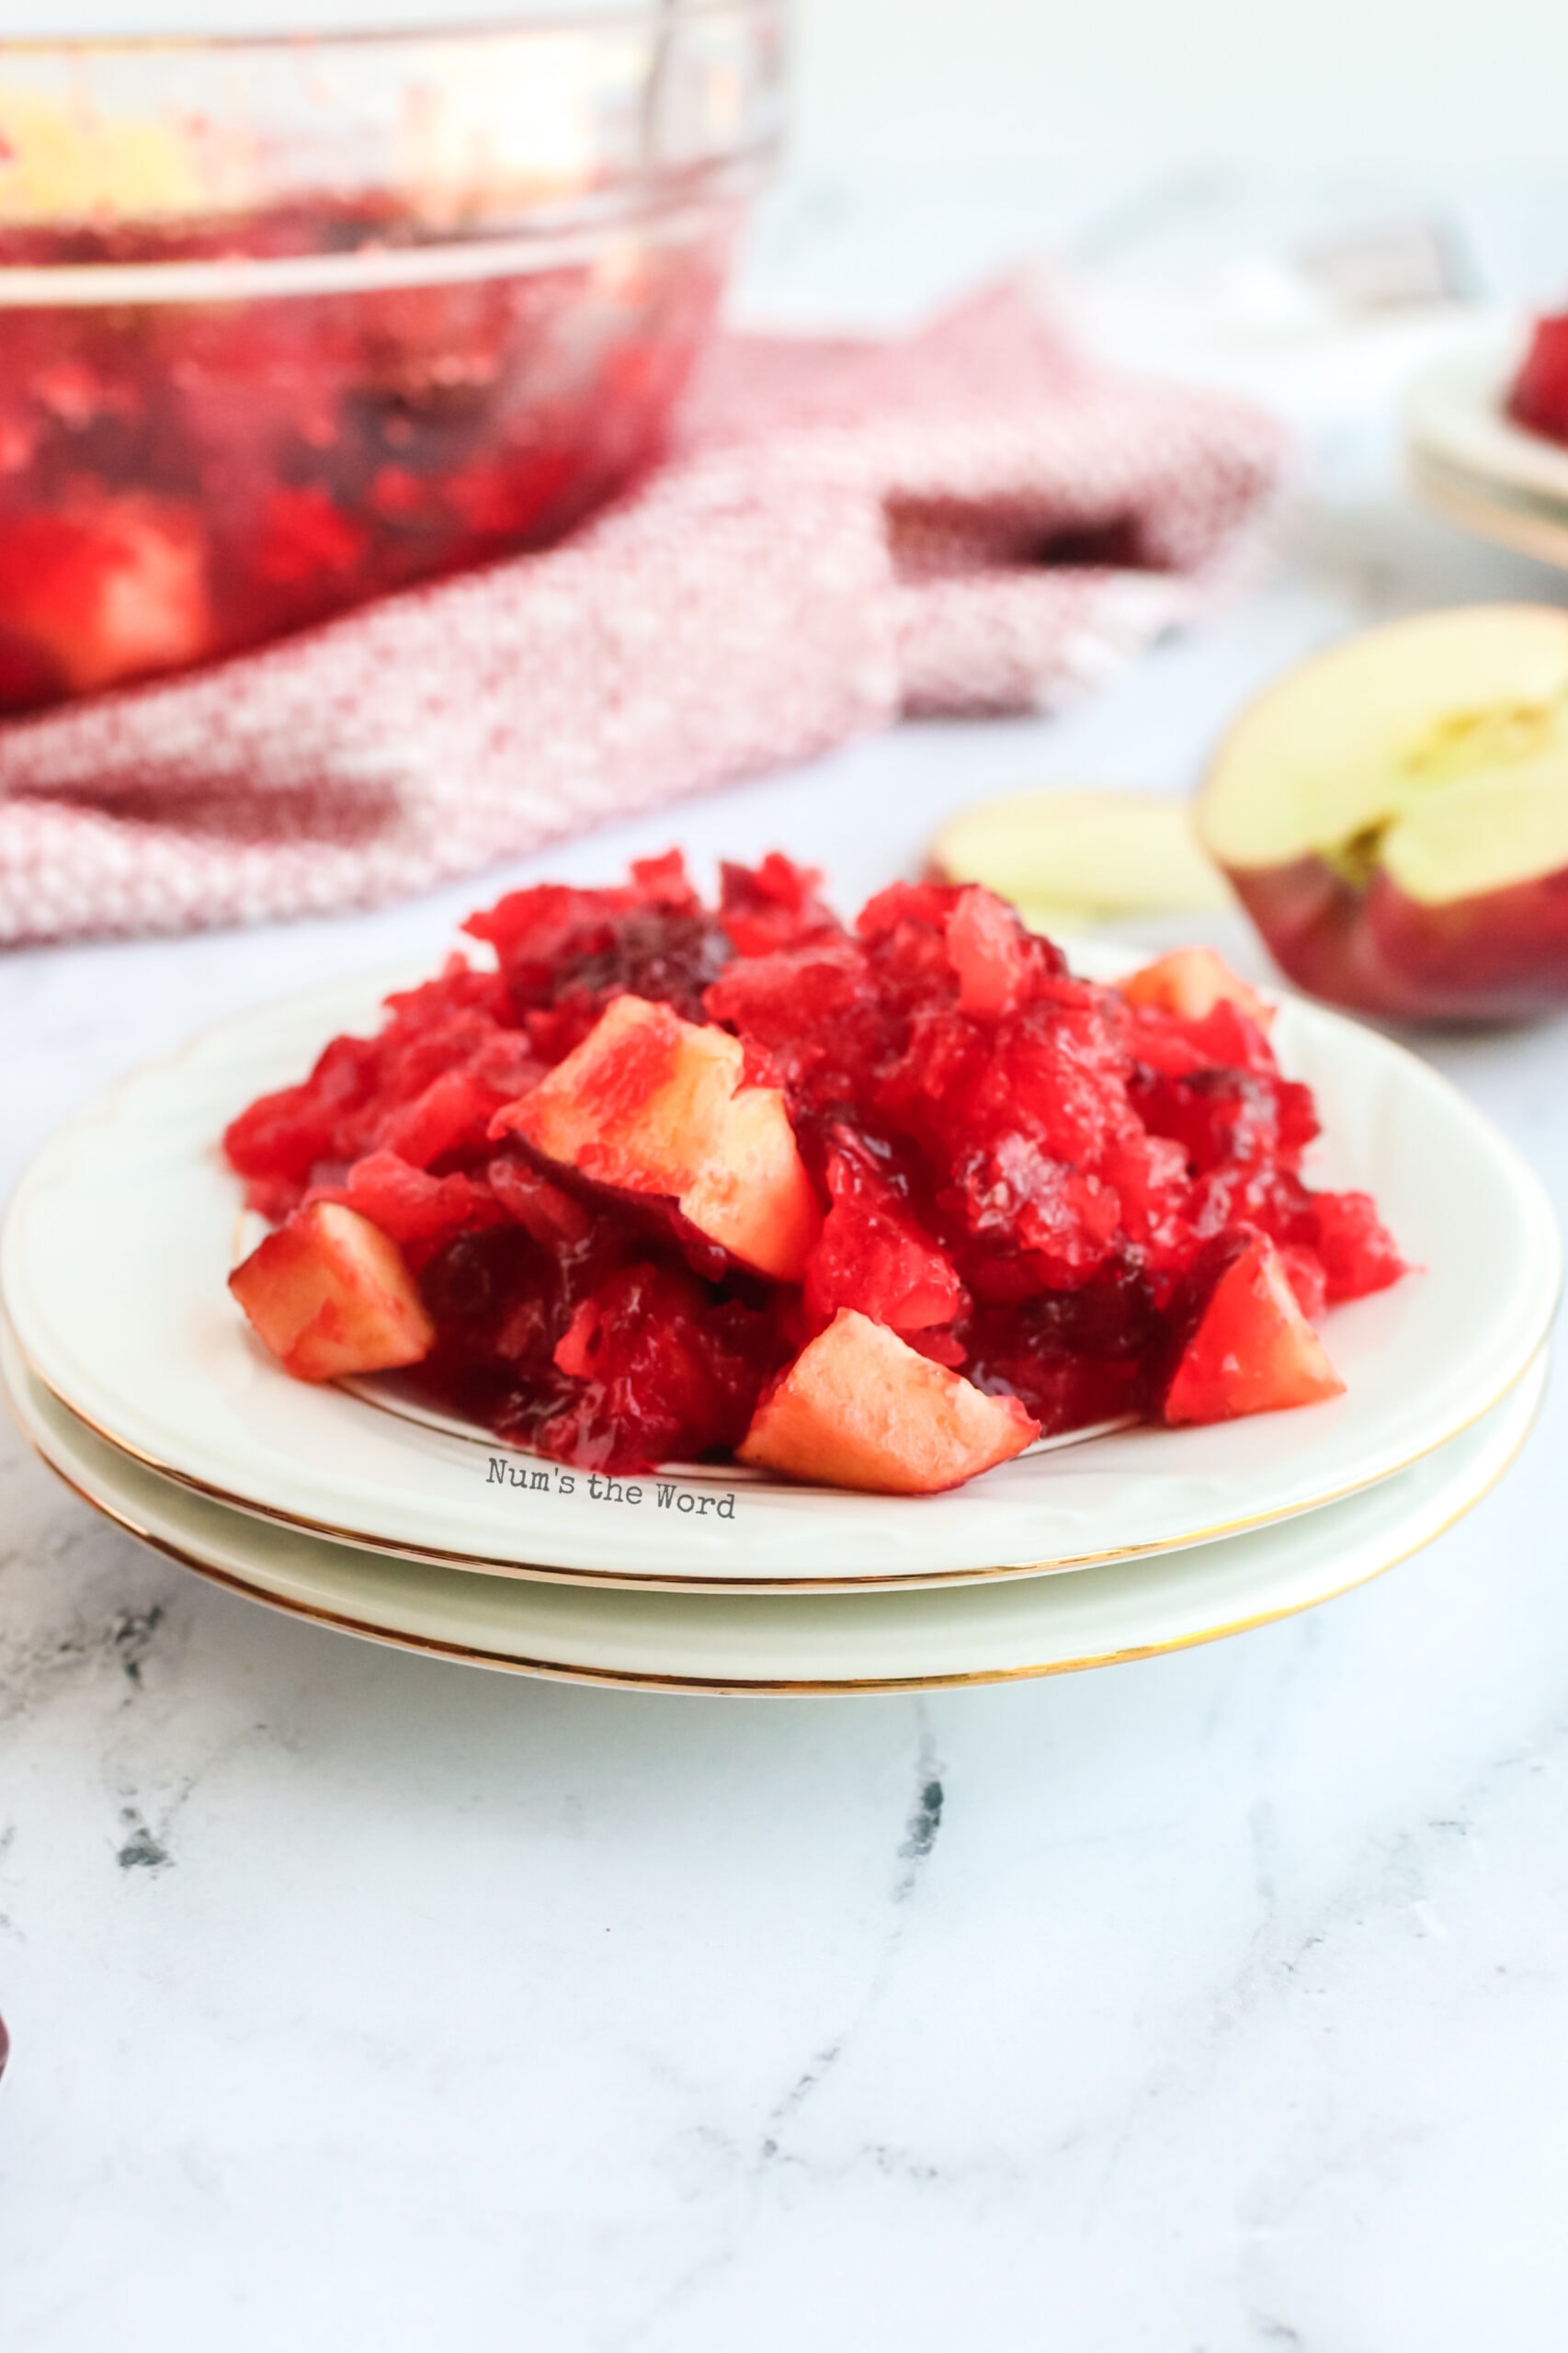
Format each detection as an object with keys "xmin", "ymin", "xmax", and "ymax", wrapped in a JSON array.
[{"xmin": 4, "ymin": 173, "xmax": 1568, "ymax": 2352}]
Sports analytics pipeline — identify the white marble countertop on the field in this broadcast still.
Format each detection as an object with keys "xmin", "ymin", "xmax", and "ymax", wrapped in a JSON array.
[{"xmin": 5, "ymin": 176, "xmax": 1568, "ymax": 2351}]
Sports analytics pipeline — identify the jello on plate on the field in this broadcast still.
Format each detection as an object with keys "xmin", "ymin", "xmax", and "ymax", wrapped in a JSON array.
[
  {"xmin": 224, "ymin": 855, "xmax": 1407, "ymax": 1494},
  {"xmin": 1508, "ymin": 313, "xmax": 1568, "ymax": 448}
]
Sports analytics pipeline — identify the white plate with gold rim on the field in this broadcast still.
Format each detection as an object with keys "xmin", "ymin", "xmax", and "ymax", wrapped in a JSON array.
[
  {"xmin": 3, "ymin": 1322, "xmax": 1547, "ymax": 1694},
  {"xmin": 1, "ymin": 949, "xmax": 1558, "ymax": 1592}
]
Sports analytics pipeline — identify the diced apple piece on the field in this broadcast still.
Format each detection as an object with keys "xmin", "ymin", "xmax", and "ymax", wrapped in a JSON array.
[
  {"xmin": 1199, "ymin": 605, "xmax": 1568, "ymax": 1021},
  {"xmin": 0, "ymin": 496, "xmax": 211, "ymax": 699},
  {"xmin": 1163, "ymin": 1231, "xmax": 1345, "ymax": 1427},
  {"xmin": 1119, "ymin": 945, "xmax": 1275, "ymax": 1029},
  {"xmin": 931, "ymin": 789, "xmax": 1233, "ymax": 937},
  {"xmin": 493, "ymin": 994, "xmax": 820, "ymax": 1282},
  {"xmin": 738, "ymin": 1309, "xmax": 1039, "ymax": 1494},
  {"xmin": 229, "ymin": 1201, "xmax": 435, "ymax": 1383}
]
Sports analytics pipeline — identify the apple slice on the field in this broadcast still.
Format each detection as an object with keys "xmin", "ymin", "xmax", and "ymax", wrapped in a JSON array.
[
  {"xmin": 738, "ymin": 1309, "xmax": 1039, "ymax": 1494},
  {"xmin": 229, "ymin": 1200, "xmax": 435, "ymax": 1382},
  {"xmin": 931, "ymin": 789, "xmax": 1233, "ymax": 938},
  {"xmin": 1199, "ymin": 605, "xmax": 1568, "ymax": 1021},
  {"xmin": 494, "ymin": 994, "xmax": 820, "ymax": 1282},
  {"xmin": 1119, "ymin": 945, "xmax": 1275, "ymax": 1029},
  {"xmin": 1162, "ymin": 1230, "xmax": 1345, "ymax": 1427}
]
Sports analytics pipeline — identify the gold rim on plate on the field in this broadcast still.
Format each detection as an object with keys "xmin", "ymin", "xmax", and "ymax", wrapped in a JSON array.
[
  {"xmin": 4, "ymin": 1345, "xmax": 1548, "ymax": 1696},
  {"xmin": 1408, "ymin": 446, "xmax": 1568, "ymax": 574},
  {"xmin": 10, "ymin": 1316, "xmax": 1547, "ymax": 1595}
]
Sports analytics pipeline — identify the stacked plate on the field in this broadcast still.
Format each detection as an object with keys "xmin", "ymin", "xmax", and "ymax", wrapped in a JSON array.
[
  {"xmin": 2, "ymin": 949, "xmax": 1558, "ymax": 1693},
  {"xmin": 1406, "ymin": 335, "xmax": 1568, "ymax": 574}
]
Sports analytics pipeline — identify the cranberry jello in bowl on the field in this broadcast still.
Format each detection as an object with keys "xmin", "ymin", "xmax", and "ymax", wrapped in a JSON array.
[{"xmin": 0, "ymin": 7, "xmax": 781, "ymax": 711}]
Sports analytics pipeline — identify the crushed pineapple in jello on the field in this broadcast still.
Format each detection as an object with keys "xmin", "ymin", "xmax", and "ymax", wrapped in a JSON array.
[{"xmin": 0, "ymin": 85, "xmax": 220, "ymax": 225}]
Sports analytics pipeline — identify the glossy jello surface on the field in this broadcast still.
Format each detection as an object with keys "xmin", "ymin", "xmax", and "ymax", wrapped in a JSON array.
[{"xmin": 223, "ymin": 857, "xmax": 1406, "ymax": 1481}]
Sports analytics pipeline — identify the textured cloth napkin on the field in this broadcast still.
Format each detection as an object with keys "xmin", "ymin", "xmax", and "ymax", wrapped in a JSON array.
[{"xmin": 0, "ymin": 281, "xmax": 1287, "ymax": 946}]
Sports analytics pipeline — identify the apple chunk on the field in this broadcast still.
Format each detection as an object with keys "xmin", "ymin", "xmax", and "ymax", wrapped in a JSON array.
[
  {"xmin": 1119, "ymin": 946, "xmax": 1275, "ymax": 1029},
  {"xmin": 1199, "ymin": 605, "xmax": 1568, "ymax": 1020},
  {"xmin": 0, "ymin": 496, "xmax": 210, "ymax": 701},
  {"xmin": 494, "ymin": 994, "xmax": 821, "ymax": 1282},
  {"xmin": 1163, "ymin": 1230, "xmax": 1345, "ymax": 1427},
  {"xmin": 229, "ymin": 1200, "xmax": 435, "ymax": 1382},
  {"xmin": 738, "ymin": 1309, "xmax": 1040, "ymax": 1494}
]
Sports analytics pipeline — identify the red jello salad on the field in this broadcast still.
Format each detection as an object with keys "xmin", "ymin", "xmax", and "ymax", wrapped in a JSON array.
[{"xmin": 224, "ymin": 854, "xmax": 1406, "ymax": 1493}]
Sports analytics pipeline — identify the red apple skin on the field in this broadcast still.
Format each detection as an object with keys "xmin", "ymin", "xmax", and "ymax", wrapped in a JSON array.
[
  {"xmin": 1225, "ymin": 855, "xmax": 1568, "ymax": 1025},
  {"xmin": 494, "ymin": 994, "xmax": 821, "ymax": 1282}
]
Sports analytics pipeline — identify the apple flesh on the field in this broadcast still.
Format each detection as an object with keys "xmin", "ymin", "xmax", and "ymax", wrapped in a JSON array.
[
  {"xmin": 931, "ymin": 789, "xmax": 1233, "ymax": 940},
  {"xmin": 1119, "ymin": 946, "xmax": 1275, "ymax": 1029},
  {"xmin": 0, "ymin": 495, "xmax": 210, "ymax": 704},
  {"xmin": 1199, "ymin": 605, "xmax": 1568, "ymax": 1021},
  {"xmin": 229, "ymin": 1200, "xmax": 436, "ymax": 1382},
  {"xmin": 493, "ymin": 993, "xmax": 821, "ymax": 1283},
  {"xmin": 1162, "ymin": 1229, "xmax": 1345, "ymax": 1427},
  {"xmin": 738, "ymin": 1308, "xmax": 1040, "ymax": 1494}
]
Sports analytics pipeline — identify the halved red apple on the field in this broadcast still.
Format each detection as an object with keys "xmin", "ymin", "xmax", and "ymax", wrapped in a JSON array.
[
  {"xmin": 493, "ymin": 993, "xmax": 821, "ymax": 1283},
  {"xmin": 1199, "ymin": 605, "xmax": 1568, "ymax": 1021},
  {"xmin": 1162, "ymin": 1229, "xmax": 1345, "ymax": 1426},
  {"xmin": 229, "ymin": 1200, "xmax": 435, "ymax": 1382},
  {"xmin": 738, "ymin": 1308, "xmax": 1040, "ymax": 1493}
]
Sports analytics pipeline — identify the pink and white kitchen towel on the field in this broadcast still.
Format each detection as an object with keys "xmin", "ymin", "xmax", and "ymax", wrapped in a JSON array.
[{"xmin": 0, "ymin": 281, "xmax": 1286, "ymax": 945}]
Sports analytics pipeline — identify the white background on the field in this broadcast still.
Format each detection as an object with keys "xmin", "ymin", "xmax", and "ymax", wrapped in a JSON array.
[
  {"xmin": 792, "ymin": 0, "xmax": 1568, "ymax": 172},
  {"xmin": 13, "ymin": 0, "xmax": 1568, "ymax": 172}
]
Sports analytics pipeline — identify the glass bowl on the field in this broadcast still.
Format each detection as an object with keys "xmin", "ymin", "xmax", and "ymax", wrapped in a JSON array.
[{"xmin": 0, "ymin": 6, "xmax": 784, "ymax": 713}]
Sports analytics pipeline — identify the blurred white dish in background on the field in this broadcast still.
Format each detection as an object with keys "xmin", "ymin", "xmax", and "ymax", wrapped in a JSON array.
[{"xmin": 1407, "ymin": 335, "xmax": 1568, "ymax": 572}]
